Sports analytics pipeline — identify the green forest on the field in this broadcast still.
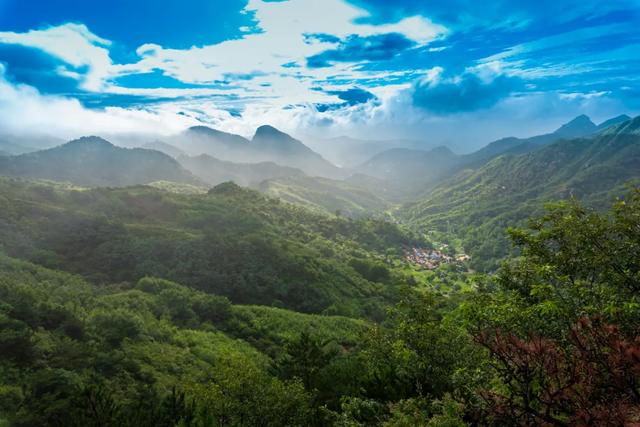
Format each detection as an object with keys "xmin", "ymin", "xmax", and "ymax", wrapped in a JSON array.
[
  {"xmin": 1, "ymin": 1, "xmax": 639, "ymax": 423},
  {"xmin": 0, "ymin": 112, "xmax": 639, "ymax": 426},
  {"xmin": 0, "ymin": 174, "xmax": 638, "ymax": 425}
]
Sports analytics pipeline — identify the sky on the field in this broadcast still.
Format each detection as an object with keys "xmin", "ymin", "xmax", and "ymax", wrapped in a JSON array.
[{"xmin": 0, "ymin": 0, "xmax": 638, "ymax": 150}]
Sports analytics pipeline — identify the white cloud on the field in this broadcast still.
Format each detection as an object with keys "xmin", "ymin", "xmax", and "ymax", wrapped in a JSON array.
[
  {"xmin": 128, "ymin": 0, "xmax": 445, "ymax": 91},
  {"xmin": 0, "ymin": 23, "xmax": 112, "ymax": 91},
  {"xmin": 0, "ymin": 0, "xmax": 446, "ymax": 110},
  {"xmin": 0, "ymin": 65, "xmax": 196, "ymax": 139}
]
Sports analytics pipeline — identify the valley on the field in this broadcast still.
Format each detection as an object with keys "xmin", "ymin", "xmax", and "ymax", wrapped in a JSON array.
[{"xmin": 0, "ymin": 113, "xmax": 638, "ymax": 425}]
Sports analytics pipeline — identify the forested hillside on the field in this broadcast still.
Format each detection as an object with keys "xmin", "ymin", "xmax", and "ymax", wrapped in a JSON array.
[
  {"xmin": 1, "ymin": 181, "xmax": 638, "ymax": 425},
  {"xmin": 0, "ymin": 137, "xmax": 199, "ymax": 187},
  {"xmin": 256, "ymin": 175, "xmax": 391, "ymax": 218},
  {"xmin": 179, "ymin": 153, "xmax": 305, "ymax": 187},
  {"xmin": 402, "ymin": 117, "xmax": 640, "ymax": 270},
  {"xmin": 0, "ymin": 177, "xmax": 416, "ymax": 317}
]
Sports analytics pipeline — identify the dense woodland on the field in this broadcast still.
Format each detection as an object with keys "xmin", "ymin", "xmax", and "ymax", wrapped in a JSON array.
[{"xmin": 0, "ymin": 115, "xmax": 639, "ymax": 425}]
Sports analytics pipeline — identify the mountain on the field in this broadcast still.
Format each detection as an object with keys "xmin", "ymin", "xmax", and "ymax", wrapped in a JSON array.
[
  {"xmin": 250, "ymin": 125, "xmax": 344, "ymax": 178},
  {"xmin": 0, "ymin": 136, "xmax": 199, "ymax": 187},
  {"xmin": 355, "ymin": 146, "xmax": 460, "ymax": 199},
  {"xmin": 462, "ymin": 114, "xmax": 629, "ymax": 166},
  {"xmin": 401, "ymin": 115, "xmax": 640, "ymax": 270},
  {"xmin": 255, "ymin": 175, "xmax": 391, "ymax": 218},
  {"xmin": 334, "ymin": 114, "xmax": 634, "ymax": 203},
  {"xmin": 303, "ymin": 135, "xmax": 431, "ymax": 168},
  {"xmin": 187, "ymin": 126, "xmax": 250, "ymax": 146},
  {"xmin": 553, "ymin": 114, "xmax": 597, "ymax": 138},
  {"xmin": 179, "ymin": 153, "xmax": 305, "ymax": 187},
  {"xmin": 596, "ymin": 114, "xmax": 631, "ymax": 131},
  {"xmin": 0, "ymin": 140, "xmax": 30, "ymax": 155},
  {"xmin": 173, "ymin": 125, "xmax": 343, "ymax": 178},
  {"xmin": 598, "ymin": 114, "xmax": 640, "ymax": 136},
  {"xmin": 177, "ymin": 126, "xmax": 249, "ymax": 155},
  {"xmin": 142, "ymin": 140, "xmax": 186, "ymax": 158},
  {"xmin": 0, "ymin": 176, "xmax": 415, "ymax": 315}
]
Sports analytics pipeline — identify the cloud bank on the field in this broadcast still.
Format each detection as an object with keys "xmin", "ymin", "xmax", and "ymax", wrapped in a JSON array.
[{"xmin": 0, "ymin": 0, "xmax": 637, "ymax": 149}]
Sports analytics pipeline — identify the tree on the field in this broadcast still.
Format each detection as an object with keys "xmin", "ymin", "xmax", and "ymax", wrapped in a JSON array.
[
  {"xmin": 277, "ymin": 331, "xmax": 336, "ymax": 390},
  {"xmin": 476, "ymin": 316, "xmax": 640, "ymax": 426}
]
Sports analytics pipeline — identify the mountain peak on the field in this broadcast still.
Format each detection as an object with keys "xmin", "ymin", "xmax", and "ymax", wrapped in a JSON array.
[
  {"xmin": 553, "ymin": 115, "xmax": 597, "ymax": 138},
  {"xmin": 66, "ymin": 136, "xmax": 114, "ymax": 147},
  {"xmin": 253, "ymin": 125, "xmax": 288, "ymax": 140},
  {"xmin": 187, "ymin": 126, "xmax": 227, "ymax": 136},
  {"xmin": 599, "ymin": 115, "xmax": 640, "ymax": 136},
  {"xmin": 596, "ymin": 114, "xmax": 632, "ymax": 131}
]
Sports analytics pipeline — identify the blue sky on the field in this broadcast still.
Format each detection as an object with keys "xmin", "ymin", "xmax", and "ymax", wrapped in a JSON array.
[{"xmin": 0, "ymin": 0, "xmax": 638, "ymax": 148}]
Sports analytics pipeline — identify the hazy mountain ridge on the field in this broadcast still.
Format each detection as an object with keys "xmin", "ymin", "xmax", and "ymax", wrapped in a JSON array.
[
  {"xmin": 179, "ymin": 153, "xmax": 306, "ymax": 187},
  {"xmin": 172, "ymin": 124, "xmax": 343, "ymax": 178},
  {"xmin": 355, "ymin": 146, "xmax": 459, "ymax": 200},
  {"xmin": 255, "ymin": 175, "xmax": 391, "ymax": 218},
  {"xmin": 353, "ymin": 114, "xmax": 634, "ymax": 200},
  {"xmin": 304, "ymin": 135, "xmax": 432, "ymax": 168},
  {"xmin": 0, "ymin": 136, "xmax": 199, "ymax": 187},
  {"xmin": 461, "ymin": 114, "xmax": 632, "ymax": 166},
  {"xmin": 0, "ymin": 134, "xmax": 63, "ymax": 155},
  {"xmin": 142, "ymin": 140, "xmax": 187, "ymax": 158}
]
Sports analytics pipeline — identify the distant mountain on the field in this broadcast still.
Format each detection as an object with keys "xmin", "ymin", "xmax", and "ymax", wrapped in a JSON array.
[
  {"xmin": 250, "ymin": 125, "xmax": 344, "ymax": 177},
  {"xmin": 255, "ymin": 175, "xmax": 391, "ymax": 218},
  {"xmin": 598, "ymin": 114, "xmax": 640, "ymax": 136},
  {"xmin": 462, "ymin": 114, "xmax": 629, "ymax": 166},
  {"xmin": 176, "ymin": 126, "xmax": 249, "ymax": 159},
  {"xmin": 304, "ymin": 135, "xmax": 431, "ymax": 168},
  {"xmin": 172, "ymin": 125, "xmax": 343, "ymax": 178},
  {"xmin": 142, "ymin": 140, "xmax": 186, "ymax": 158},
  {"xmin": 0, "ymin": 136, "xmax": 199, "ymax": 187},
  {"xmin": 320, "ymin": 114, "xmax": 635, "ymax": 202},
  {"xmin": 179, "ymin": 153, "xmax": 305, "ymax": 187},
  {"xmin": 401, "ymin": 115, "xmax": 640, "ymax": 270},
  {"xmin": 355, "ymin": 146, "xmax": 460, "ymax": 199},
  {"xmin": 0, "ymin": 140, "xmax": 29, "ymax": 155},
  {"xmin": 553, "ymin": 114, "xmax": 597, "ymax": 138},
  {"xmin": 187, "ymin": 126, "xmax": 250, "ymax": 146},
  {"xmin": 596, "ymin": 114, "xmax": 631, "ymax": 131}
]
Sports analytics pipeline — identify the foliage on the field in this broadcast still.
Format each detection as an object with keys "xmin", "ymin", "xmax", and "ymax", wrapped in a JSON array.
[
  {"xmin": 0, "ymin": 177, "xmax": 418, "ymax": 317},
  {"xmin": 402, "ymin": 130, "xmax": 640, "ymax": 270},
  {"xmin": 476, "ymin": 317, "xmax": 640, "ymax": 425},
  {"xmin": 1, "ymin": 173, "xmax": 639, "ymax": 425}
]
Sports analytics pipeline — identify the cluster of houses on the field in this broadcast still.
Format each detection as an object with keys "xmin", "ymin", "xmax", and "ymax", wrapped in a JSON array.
[{"xmin": 405, "ymin": 246, "xmax": 470, "ymax": 270}]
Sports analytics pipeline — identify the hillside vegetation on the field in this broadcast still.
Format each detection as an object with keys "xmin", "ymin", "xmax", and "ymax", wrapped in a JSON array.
[
  {"xmin": 0, "ymin": 177, "xmax": 417, "ymax": 317},
  {"xmin": 256, "ymin": 175, "xmax": 391, "ymax": 218},
  {"xmin": 402, "ymin": 117, "xmax": 640, "ymax": 270}
]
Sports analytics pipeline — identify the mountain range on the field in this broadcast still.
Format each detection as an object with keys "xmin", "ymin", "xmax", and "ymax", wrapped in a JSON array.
[
  {"xmin": 172, "ymin": 125, "xmax": 343, "ymax": 178},
  {"xmin": 256, "ymin": 175, "xmax": 391, "ymax": 218},
  {"xmin": 400, "ymin": 115, "xmax": 640, "ymax": 270},
  {"xmin": 0, "ymin": 114, "xmax": 638, "ymax": 257},
  {"xmin": 0, "ymin": 136, "xmax": 199, "ymax": 187},
  {"xmin": 355, "ymin": 114, "xmax": 634, "ymax": 200},
  {"xmin": 179, "ymin": 153, "xmax": 305, "ymax": 187}
]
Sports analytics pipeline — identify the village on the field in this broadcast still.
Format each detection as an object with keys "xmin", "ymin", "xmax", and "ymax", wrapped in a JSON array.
[{"xmin": 404, "ymin": 245, "xmax": 470, "ymax": 270}]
